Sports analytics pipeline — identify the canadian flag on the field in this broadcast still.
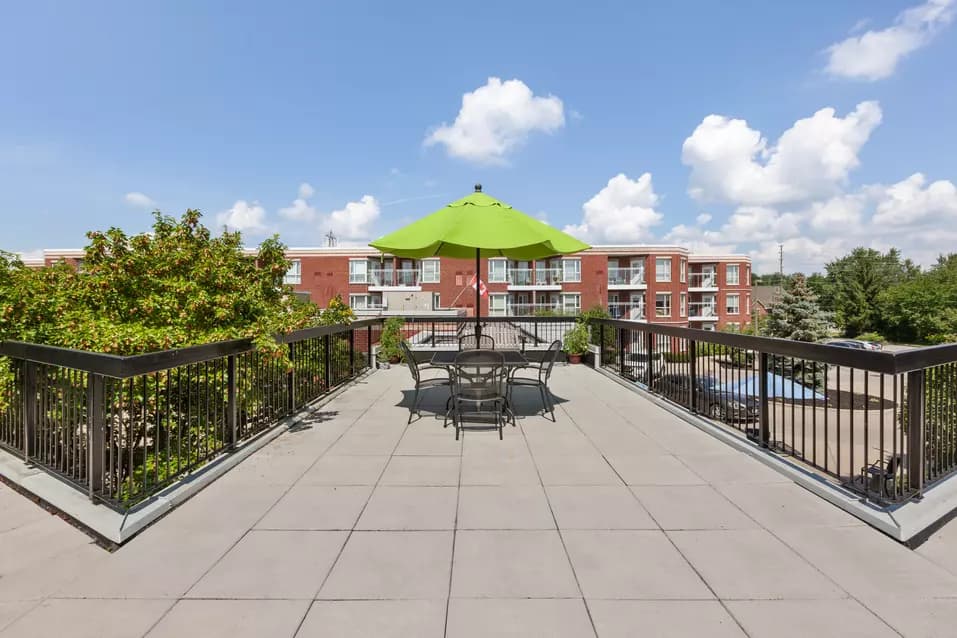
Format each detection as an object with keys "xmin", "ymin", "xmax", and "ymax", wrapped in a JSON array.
[{"xmin": 469, "ymin": 274, "xmax": 488, "ymax": 297}]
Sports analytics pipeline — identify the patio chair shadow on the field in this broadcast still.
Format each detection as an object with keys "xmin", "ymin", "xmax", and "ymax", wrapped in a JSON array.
[{"xmin": 397, "ymin": 386, "xmax": 567, "ymax": 421}]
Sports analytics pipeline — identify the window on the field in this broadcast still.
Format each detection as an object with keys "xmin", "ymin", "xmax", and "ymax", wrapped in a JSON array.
[
  {"xmin": 420, "ymin": 259, "xmax": 440, "ymax": 283},
  {"xmin": 283, "ymin": 259, "xmax": 301, "ymax": 284},
  {"xmin": 488, "ymin": 259, "xmax": 507, "ymax": 283},
  {"xmin": 349, "ymin": 294, "xmax": 373, "ymax": 309},
  {"xmin": 348, "ymin": 259, "xmax": 369, "ymax": 284},
  {"xmin": 726, "ymin": 293, "xmax": 740, "ymax": 315},
  {"xmin": 680, "ymin": 259, "xmax": 687, "ymax": 283},
  {"xmin": 432, "ymin": 292, "xmax": 441, "ymax": 310},
  {"xmin": 562, "ymin": 258, "xmax": 581, "ymax": 283},
  {"xmin": 561, "ymin": 293, "xmax": 581, "ymax": 315},
  {"xmin": 655, "ymin": 293, "xmax": 671, "ymax": 317},
  {"xmin": 726, "ymin": 264, "xmax": 740, "ymax": 286},
  {"xmin": 655, "ymin": 257, "xmax": 672, "ymax": 282},
  {"xmin": 679, "ymin": 293, "xmax": 687, "ymax": 317},
  {"xmin": 746, "ymin": 294, "xmax": 751, "ymax": 315},
  {"xmin": 745, "ymin": 264, "xmax": 751, "ymax": 285},
  {"xmin": 489, "ymin": 293, "xmax": 508, "ymax": 316}
]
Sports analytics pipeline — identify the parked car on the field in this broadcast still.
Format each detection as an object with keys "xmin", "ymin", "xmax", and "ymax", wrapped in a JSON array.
[
  {"xmin": 651, "ymin": 373, "xmax": 759, "ymax": 423},
  {"xmin": 825, "ymin": 339, "xmax": 882, "ymax": 351}
]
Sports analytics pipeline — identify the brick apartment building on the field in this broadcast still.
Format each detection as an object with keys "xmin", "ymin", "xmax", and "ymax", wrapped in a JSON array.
[{"xmin": 39, "ymin": 245, "xmax": 751, "ymax": 330}]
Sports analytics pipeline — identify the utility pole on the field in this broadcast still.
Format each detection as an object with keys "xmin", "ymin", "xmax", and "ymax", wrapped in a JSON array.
[
  {"xmin": 778, "ymin": 243, "xmax": 784, "ymax": 282},
  {"xmin": 325, "ymin": 230, "xmax": 338, "ymax": 247}
]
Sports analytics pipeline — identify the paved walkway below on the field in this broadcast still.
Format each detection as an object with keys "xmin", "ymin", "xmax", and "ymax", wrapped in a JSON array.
[{"xmin": 1, "ymin": 365, "xmax": 956, "ymax": 637}]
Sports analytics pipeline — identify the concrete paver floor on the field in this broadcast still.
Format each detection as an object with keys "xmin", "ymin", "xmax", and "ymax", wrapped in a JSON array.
[{"xmin": 1, "ymin": 365, "xmax": 956, "ymax": 637}]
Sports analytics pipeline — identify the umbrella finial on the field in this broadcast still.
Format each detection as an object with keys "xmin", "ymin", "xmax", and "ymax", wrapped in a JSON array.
[{"xmin": 474, "ymin": 183, "xmax": 482, "ymax": 193}]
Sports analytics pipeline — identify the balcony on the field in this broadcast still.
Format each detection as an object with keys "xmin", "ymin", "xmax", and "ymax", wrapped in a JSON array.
[
  {"xmin": 3, "ymin": 316, "xmax": 957, "ymax": 636},
  {"xmin": 367, "ymin": 268, "xmax": 421, "ymax": 291},
  {"xmin": 688, "ymin": 300, "xmax": 718, "ymax": 320},
  {"xmin": 608, "ymin": 301, "xmax": 646, "ymax": 321},
  {"xmin": 504, "ymin": 302, "xmax": 564, "ymax": 316},
  {"xmin": 507, "ymin": 268, "xmax": 562, "ymax": 290},
  {"xmin": 688, "ymin": 271, "xmax": 719, "ymax": 291},
  {"xmin": 607, "ymin": 266, "xmax": 646, "ymax": 289}
]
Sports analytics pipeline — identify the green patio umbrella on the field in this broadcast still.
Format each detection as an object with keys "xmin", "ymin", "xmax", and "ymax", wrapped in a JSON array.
[{"xmin": 369, "ymin": 184, "xmax": 590, "ymax": 337}]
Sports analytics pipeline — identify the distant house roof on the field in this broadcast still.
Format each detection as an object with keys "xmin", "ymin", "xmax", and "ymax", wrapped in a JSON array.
[{"xmin": 752, "ymin": 285, "xmax": 781, "ymax": 311}]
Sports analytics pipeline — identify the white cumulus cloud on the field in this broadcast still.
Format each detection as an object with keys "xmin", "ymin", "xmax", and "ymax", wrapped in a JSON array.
[
  {"xmin": 216, "ymin": 200, "xmax": 267, "ymax": 234},
  {"xmin": 124, "ymin": 191, "xmax": 156, "ymax": 208},
  {"xmin": 873, "ymin": 173, "xmax": 957, "ymax": 225},
  {"xmin": 279, "ymin": 183, "xmax": 318, "ymax": 222},
  {"xmin": 695, "ymin": 213, "xmax": 712, "ymax": 225},
  {"xmin": 825, "ymin": 0, "xmax": 955, "ymax": 81},
  {"xmin": 424, "ymin": 77, "xmax": 565, "ymax": 164},
  {"xmin": 297, "ymin": 182, "xmax": 315, "ymax": 199},
  {"xmin": 563, "ymin": 173, "xmax": 663, "ymax": 243},
  {"xmin": 682, "ymin": 101, "xmax": 882, "ymax": 206},
  {"xmin": 328, "ymin": 195, "xmax": 381, "ymax": 240}
]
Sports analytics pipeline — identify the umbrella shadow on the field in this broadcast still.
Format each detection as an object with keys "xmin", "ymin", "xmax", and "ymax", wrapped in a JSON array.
[{"xmin": 397, "ymin": 386, "xmax": 567, "ymax": 421}]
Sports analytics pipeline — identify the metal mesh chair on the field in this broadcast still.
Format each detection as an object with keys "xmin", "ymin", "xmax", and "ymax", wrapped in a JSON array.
[
  {"xmin": 458, "ymin": 333, "xmax": 495, "ymax": 351},
  {"xmin": 508, "ymin": 340, "xmax": 562, "ymax": 421},
  {"xmin": 450, "ymin": 349, "xmax": 508, "ymax": 439},
  {"xmin": 400, "ymin": 340, "xmax": 450, "ymax": 424}
]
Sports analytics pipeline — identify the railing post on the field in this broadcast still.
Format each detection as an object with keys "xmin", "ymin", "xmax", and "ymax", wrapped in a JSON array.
[
  {"xmin": 21, "ymin": 361, "xmax": 36, "ymax": 461},
  {"xmin": 759, "ymin": 352, "xmax": 770, "ymax": 447},
  {"xmin": 599, "ymin": 324, "xmax": 605, "ymax": 368},
  {"xmin": 226, "ymin": 355, "xmax": 237, "ymax": 448},
  {"xmin": 349, "ymin": 329, "xmax": 355, "ymax": 378},
  {"xmin": 534, "ymin": 322, "xmax": 539, "ymax": 347},
  {"xmin": 287, "ymin": 342, "xmax": 296, "ymax": 413},
  {"xmin": 645, "ymin": 330, "xmax": 655, "ymax": 387},
  {"xmin": 689, "ymin": 339, "xmax": 697, "ymax": 413},
  {"xmin": 323, "ymin": 334, "xmax": 332, "ymax": 389},
  {"xmin": 906, "ymin": 369, "xmax": 925, "ymax": 494},
  {"xmin": 87, "ymin": 373, "xmax": 105, "ymax": 499},
  {"xmin": 367, "ymin": 324, "xmax": 373, "ymax": 370},
  {"xmin": 618, "ymin": 328, "xmax": 626, "ymax": 378}
]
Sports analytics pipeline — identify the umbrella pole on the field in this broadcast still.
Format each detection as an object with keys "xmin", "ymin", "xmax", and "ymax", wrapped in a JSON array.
[{"xmin": 475, "ymin": 248, "xmax": 481, "ymax": 340}]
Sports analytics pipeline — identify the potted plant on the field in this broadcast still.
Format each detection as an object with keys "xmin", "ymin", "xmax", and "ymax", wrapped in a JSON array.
[
  {"xmin": 378, "ymin": 317, "xmax": 404, "ymax": 365},
  {"xmin": 563, "ymin": 321, "xmax": 590, "ymax": 364}
]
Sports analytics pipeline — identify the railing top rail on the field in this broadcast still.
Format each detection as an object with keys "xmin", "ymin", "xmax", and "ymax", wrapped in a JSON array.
[
  {"xmin": 591, "ymin": 317, "xmax": 957, "ymax": 374},
  {"xmin": 0, "ymin": 318, "xmax": 380, "ymax": 378}
]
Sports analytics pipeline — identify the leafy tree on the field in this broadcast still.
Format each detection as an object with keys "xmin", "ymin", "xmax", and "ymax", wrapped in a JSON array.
[
  {"xmin": 766, "ymin": 274, "xmax": 832, "ymax": 342},
  {"xmin": 878, "ymin": 254, "xmax": 957, "ymax": 344},
  {"xmin": 821, "ymin": 247, "xmax": 918, "ymax": 337}
]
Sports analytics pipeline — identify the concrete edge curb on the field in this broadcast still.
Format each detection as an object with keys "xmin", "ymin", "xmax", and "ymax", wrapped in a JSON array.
[
  {"xmin": 592, "ymin": 365, "xmax": 956, "ymax": 544},
  {"xmin": 0, "ymin": 369, "xmax": 375, "ymax": 545}
]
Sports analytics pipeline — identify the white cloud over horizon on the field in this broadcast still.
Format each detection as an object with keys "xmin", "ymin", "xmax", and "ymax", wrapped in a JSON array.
[
  {"xmin": 327, "ymin": 195, "xmax": 381, "ymax": 241},
  {"xmin": 563, "ymin": 173, "xmax": 663, "ymax": 243},
  {"xmin": 825, "ymin": 0, "xmax": 954, "ymax": 81},
  {"xmin": 124, "ymin": 191, "xmax": 156, "ymax": 209},
  {"xmin": 216, "ymin": 200, "xmax": 268, "ymax": 234},
  {"xmin": 425, "ymin": 77, "xmax": 565, "ymax": 164},
  {"xmin": 681, "ymin": 101, "xmax": 882, "ymax": 207}
]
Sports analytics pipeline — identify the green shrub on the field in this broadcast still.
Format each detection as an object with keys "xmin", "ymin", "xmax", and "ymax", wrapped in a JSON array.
[
  {"xmin": 730, "ymin": 349, "xmax": 755, "ymax": 367},
  {"xmin": 378, "ymin": 317, "xmax": 404, "ymax": 362},
  {"xmin": 856, "ymin": 331, "xmax": 886, "ymax": 344},
  {"xmin": 663, "ymin": 351, "xmax": 690, "ymax": 363},
  {"xmin": 563, "ymin": 321, "xmax": 590, "ymax": 355}
]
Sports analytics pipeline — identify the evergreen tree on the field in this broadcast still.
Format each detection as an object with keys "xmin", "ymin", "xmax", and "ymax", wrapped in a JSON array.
[{"xmin": 766, "ymin": 274, "xmax": 832, "ymax": 342}]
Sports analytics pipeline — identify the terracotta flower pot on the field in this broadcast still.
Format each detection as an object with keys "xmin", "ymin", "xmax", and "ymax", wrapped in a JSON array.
[
  {"xmin": 389, "ymin": 356, "xmax": 401, "ymax": 364},
  {"xmin": 568, "ymin": 353, "xmax": 582, "ymax": 364}
]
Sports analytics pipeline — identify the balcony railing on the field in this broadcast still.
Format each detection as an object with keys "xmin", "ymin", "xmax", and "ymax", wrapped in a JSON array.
[
  {"xmin": 0, "ymin": 321, "xmax": 379, "ymax": 510},
  {"xmin": 688, "ymin": 301, "xmax": 718, "ymax": 318},
  {"xmin": 592, "ymin": 316, "xmax": 957, "ymax": 506},
  {"xmin": 689, "ymin": 272, "xmax": 718, "ymax": 288},
  {"xmin": 504, "ymin": 302, "xmax": 566, "ymax": 316},
  {"xmin": 608, "ymin": 302, "xmax": 645, "ymax": 321},
  {"xmin": 506, "ymin": 268, "xmax": 562, "ymax": 286},
  {"xmin": 607, "ymin": 267, "xmax": 646, "ymax": 287},
  {"xmin": 366, "ymin": 269, "xmax": 420, "ymax": 287}
]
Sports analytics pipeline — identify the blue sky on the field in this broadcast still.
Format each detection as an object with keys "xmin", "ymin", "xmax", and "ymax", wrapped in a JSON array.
[{"xmin": 2, "ymin": 0, "xmax": 955, "ymax": 272}]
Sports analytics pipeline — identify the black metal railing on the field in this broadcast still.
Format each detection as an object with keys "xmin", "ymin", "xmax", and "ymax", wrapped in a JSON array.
[
  {"xmin": 0, "ymin": 319, "xmax": 378, "ymax": 510},
  {"xmin": 592, "ymin": 317, "xmax": 957, "ymax": 504}
]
